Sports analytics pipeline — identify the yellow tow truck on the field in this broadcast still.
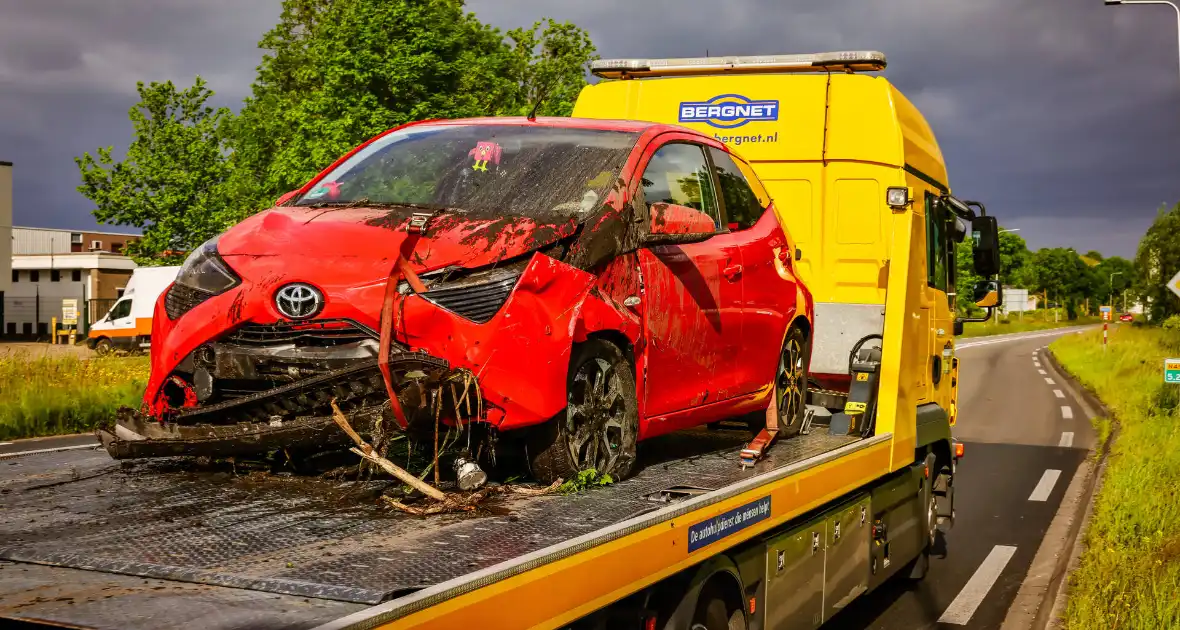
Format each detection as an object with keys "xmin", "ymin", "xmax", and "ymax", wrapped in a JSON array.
[{"xmin": 0, "ymin": 51, "xmax": 1002, "ymax": 630}]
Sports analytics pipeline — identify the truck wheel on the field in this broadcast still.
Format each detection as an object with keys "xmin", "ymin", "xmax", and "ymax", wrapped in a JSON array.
[
  {"xmin": 690, "ymin": 584, "xmax": 746, "ymax": 630},
  {"xmin": 774, "ymin": 327, "xmax": 810, "ymax": 437},
  {"xmin": 93, "ymin": 338, "xmax": 113, "ymax": 356},
  {"xmin": 529, "ymin": 339, "xmax": 639, "ymax": 485}
]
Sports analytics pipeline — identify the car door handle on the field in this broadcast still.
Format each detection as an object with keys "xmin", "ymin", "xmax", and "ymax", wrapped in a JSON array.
[{"xmin": 723, "ymin": 264, "xmax": 743, "ymax": 281}]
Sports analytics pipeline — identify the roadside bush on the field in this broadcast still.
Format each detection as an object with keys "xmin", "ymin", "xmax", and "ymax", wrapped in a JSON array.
[
  {"xmin": 0, "ymin": 355, "xmax": 149, "ymax": 440},
  {"xmin": 1162, "ymin": 314, "xmax": 1180, "ymax": 331}
]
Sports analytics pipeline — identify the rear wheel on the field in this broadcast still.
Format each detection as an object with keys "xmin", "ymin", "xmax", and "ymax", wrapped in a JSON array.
[
  {"xmin": 529, "ymin": 339, "xmax": 639, "ymax": 484},
  {"xmin": 774, "ymin": 327, "xmax": 810, "ymax": 437},
  {"xmin": 690, "ymin": 584, "xmax": 746, "ymax": 630}
]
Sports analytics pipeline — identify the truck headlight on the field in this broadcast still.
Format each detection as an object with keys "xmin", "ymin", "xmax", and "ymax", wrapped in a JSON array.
[{"xmin": 176, "ymin": 236, "xmax": 240, "ymax": 295}]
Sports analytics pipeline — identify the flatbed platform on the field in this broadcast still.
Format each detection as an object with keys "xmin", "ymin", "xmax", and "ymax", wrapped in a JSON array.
[{"xmin": 0, "ymin": 428, "xmax": 863, "ymax": 629}]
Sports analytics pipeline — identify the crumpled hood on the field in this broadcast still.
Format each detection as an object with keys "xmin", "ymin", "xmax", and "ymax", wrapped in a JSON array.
[{"xmin": 217, "ymin": 206, "xmax": 580, "ymax": 285}]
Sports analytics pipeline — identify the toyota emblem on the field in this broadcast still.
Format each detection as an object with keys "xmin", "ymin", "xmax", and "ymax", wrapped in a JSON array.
[{"xmin": 274, "ymin": 283, "xmax": 324, "ymax": 320}]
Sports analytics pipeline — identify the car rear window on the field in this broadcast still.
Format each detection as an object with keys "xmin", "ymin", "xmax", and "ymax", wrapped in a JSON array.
[{"xmin": 295, "ymin": 124, "xmax": 639, "ymax": 221}]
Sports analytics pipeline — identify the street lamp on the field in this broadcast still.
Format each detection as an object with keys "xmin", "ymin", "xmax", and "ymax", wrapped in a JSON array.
[
  {"xmin": 1110, "ymin": 271, "xmax": 1124, "ymax": 311},
  {"xmin": 1105, "ymin": 0, "xmax": 1180, "ymax": 85}
]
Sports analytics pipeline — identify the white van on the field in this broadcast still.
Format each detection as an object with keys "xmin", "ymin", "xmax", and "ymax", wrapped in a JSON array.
[{"xmin": 88, "ymin": 266, "xmax": 180, "ymax": 354}]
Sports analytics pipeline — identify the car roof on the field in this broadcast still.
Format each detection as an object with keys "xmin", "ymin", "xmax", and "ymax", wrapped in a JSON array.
[{"xmin": 420, "ymin": 116, "xmax": 688, "ymax": 135}]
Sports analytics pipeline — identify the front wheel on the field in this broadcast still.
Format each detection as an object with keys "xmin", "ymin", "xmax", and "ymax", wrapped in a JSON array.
[
  {"xmin": 93, "ymin": 338, "xmax": 113, "ymax": 356},
  {"xmin": 528, "ymin": 339, "xmax": 639, "ymax": 485}
]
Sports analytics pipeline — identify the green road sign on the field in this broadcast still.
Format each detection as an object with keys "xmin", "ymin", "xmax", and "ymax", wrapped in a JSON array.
[{"xmin": 1166, "ymin": 358, "xmax": 1180, "ymax": 384}]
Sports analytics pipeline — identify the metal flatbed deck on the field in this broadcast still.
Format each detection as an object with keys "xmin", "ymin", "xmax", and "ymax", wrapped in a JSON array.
[{"xmin": 0, "ymin": 428, "xmax": 863, "ymax": 629}]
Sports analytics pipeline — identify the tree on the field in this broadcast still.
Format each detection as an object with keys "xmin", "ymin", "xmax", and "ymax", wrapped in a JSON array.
[
  {"xmin": 230, "ymin": 1, "xmax": 598, "ymax": 207},
  {"xmin": 503, "ymin": 19, "xmax": 599, "ymax": 117},
  {"xmin": 1134, "ymin": 202, "xmax": 1180, "ymax": 321},
  {"xmin": 1025, "ymin": 247, "xmax": 1096, "ymax": 319},
  {"xmin": 75, "ymin": 78, "xmax": 234, "ymax": 263},
  {"xmin": 954, "ymin": 225, "xmax": 1032, "ymax": 314},
  {"xmin": 1093, "ymin": 255, "xmax": 1135, "ymax": 308}
]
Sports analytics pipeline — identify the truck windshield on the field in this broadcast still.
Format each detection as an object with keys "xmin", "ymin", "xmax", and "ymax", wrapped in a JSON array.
[{"xmin": 293, "ymin": 124, "xmax": 638, "ymax": 221}]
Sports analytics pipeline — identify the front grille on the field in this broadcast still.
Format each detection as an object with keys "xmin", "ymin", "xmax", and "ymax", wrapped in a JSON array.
[
  {"xmin": 422, "ymin": 275, "xmax": 519, "ymax": 324},
  {"xmin": 225, "ymin": 319, "xmax": 375, "ymax": 346},
  {"xmin": 165, "ymin": 283, "xmax": 213, "ymax": 320}
]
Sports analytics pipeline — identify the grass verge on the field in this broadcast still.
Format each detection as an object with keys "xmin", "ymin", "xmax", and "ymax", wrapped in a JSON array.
[
  {"xmin": 1051, "ymin": 325, "xmax": 1180, "ymax": 629},
  {"xmin": 0, "ymin": 354, "xmax": 150, "ymax": 441},
  {"xmin": 961, "ymin": 314, "xmax": 1101, "ymax": 338}
]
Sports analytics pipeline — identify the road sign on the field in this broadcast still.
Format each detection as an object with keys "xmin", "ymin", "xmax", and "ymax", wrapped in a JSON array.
[
  {"xmin": 1167, "ymin": 359, "xmax": 1180, "ymax": 384},
  {"xmin": 61, "ymin": 299, "xmax": 78, "ymax": 326},
  {"xmin": 1100, "ymin": 305, "xmax": 1112, "ymax": 321},
  {"xmin": 1169, "ymin": 270, "xmax": 1180, "ymax": 300}
]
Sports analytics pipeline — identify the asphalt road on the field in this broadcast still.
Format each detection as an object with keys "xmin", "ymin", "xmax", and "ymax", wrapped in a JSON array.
[{"xmin": 827, "ymin": 326, "xmax": 1097, "ymax": 630}]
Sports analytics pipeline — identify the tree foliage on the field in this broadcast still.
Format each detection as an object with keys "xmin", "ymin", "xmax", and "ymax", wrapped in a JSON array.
[
  {"xmin": 75, "ymin": 78, "xmax": 234, "ymax": 264},
  {"xmin": 77, "ymin": 0, "xmax": 598, "ymax": 258},
  {"xmin": 1134, "ymin": 203, "xmax": 1180, "ymax": 321}
]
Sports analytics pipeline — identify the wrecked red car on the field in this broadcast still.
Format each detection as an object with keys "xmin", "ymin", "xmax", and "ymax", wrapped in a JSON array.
[{"xmin": 110, "ymin": 117, "xmax": 813, "ymax": 483}]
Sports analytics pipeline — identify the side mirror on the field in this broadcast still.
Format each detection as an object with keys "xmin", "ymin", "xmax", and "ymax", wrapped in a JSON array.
[
  {"xmin": 973, "ymin": 280, "xmax": 1003, "ymax": 309},
  {"xmin": 275, "ymin": 190, "xmax": 299, "ymax": 206},
  {"xmin": 971, "ymin": 216, "xmax": 1001, "ymax": 276},
  {"xmin": 953, "ymin": 320, "xmax": 964, "ymax": 336},
  {"xmin": 648, "ymin": 203, "xmax": 717, "ymax": 237}
]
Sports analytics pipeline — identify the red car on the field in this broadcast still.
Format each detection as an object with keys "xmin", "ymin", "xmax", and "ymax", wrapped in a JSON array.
[
  {"xmin": 137, "ymin": 117, "xmax": 814, "ymax": 482},
  {"xmin": 1119, "ymin": 313, "xmax": 1133, "ymax": 322}
]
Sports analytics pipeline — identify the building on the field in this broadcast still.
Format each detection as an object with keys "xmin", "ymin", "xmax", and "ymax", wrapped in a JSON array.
[
  {"xmin": 0, "ymin": 162, "xmax": 12, "ymax": 324},
  {"xmin": 1000, "ymin": 287, "xmax": 1038, "ymax": 315},
  {"xmin": 5, "ymin": 227, "xmax": 140, "ymax": 338}
]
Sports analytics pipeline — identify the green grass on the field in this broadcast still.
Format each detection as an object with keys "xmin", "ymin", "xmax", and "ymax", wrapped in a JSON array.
[
  {"xmin": 1051, "ymin": 326, "xmax": 1180, "ymax": 629},
  {"xmin": 0, "ymin": 355, "xmax": 150, "ymax": 441},
  {"xmin": 960, "ymin": 313, "xmax": 1102, "ymax": 338}
]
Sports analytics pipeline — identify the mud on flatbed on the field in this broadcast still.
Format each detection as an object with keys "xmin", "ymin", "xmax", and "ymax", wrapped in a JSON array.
[{"xmin": 0, "ymin": 428, "xmax": 861, "ymax": 630}]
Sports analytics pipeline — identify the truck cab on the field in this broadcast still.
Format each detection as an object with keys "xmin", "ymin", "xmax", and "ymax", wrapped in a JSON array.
[{"xmin": 573, "ymin": 51, "xmax": 1002, "ymax": 471}]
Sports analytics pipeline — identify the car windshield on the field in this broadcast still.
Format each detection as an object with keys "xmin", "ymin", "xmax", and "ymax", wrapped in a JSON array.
[{"xmin": 293, "ymin": 124, "xmax": 638, "ymax": 221}]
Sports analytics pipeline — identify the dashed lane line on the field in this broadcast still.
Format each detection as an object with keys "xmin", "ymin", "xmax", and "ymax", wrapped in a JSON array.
[
  {"xmin": 1038, "ymin": 369, "xmax": 1047, "ymax": 375},
  {"xmin": 1061, "ymin": 406, "xmax": 1074, "ymax": 420},
  {"xmin": 1029, "ymin": 470, "xmax": 1063, "ymax": 502},
  {"xmin": 1059, "ymin": 432, "xmax": 1075, "ymax": 448},
  {"xmin": 1054, "ymin": 390, "xmax": 1065, "ymax": 399},
  {"xmin": 938, "ymin": 545, "xmax": 1019, "ymax": 624},
  {"xmin": 1044, "ymin": 377, "xmax": 1056, "ymax": 385}
]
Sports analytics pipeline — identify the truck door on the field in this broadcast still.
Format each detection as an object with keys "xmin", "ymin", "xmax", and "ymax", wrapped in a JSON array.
[
  {"xmin": 636, "ymin": 140, "xmax": 745, "ymax": 417},
  {"xmin": 104, "ymin": 298, "xmax": 134, "ymax": 348}
]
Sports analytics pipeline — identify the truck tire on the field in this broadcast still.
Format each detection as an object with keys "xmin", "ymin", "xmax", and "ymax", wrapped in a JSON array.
[
  {"xmin": 690, "ymin": 583, "xmax": 746, "ymax": 630},
  {"xmin": 529, "ymin": 339, "xmax": 639, "ymax": 485},
  {"xmin": 93, "ymin": 338, "xmax": 113, "ymax": 356},
  {"xmin": 909, "ymin": 453, "xmax": 940, "ymax": 580},
  {"xmin": 773, "ymin": 326, "xmax": 810, "ymax": 437}
]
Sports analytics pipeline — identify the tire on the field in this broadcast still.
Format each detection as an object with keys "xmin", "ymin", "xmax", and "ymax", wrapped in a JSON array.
[
  {"xmin": 93, "ymin": 338, "xmax": 113, "ymax": 356},
  {"xmin": 529, "ymin": 339, "xmax": 639, "ymax": 485},
  {"xmin": 690, "ymin": 585, "xmax": 746, "ymax": 630},
  {"xmin": 909, "ymin": 456, "xmax": 939, "ymax": 581},
  {"xmin": 773, "ymin": 326, "xmax": 810, "ymax": 438}
]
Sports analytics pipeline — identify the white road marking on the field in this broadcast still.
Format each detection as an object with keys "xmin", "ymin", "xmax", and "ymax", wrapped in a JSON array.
[
  {"xmin": 1029, "ymin": 470, "xmax": 1062, "ymax": 502},
  {"xmin": 1045, "ymin": 377, "xmax": 1056, "ymax": 385},
  {"xmin": 955, "ymin": 328, "xmax": 1089, "ymax": 350},
  {"xmin": 0, "ymin": 442, "xmax": 11, "ymax": 446},
  {"xmin": 0, "ymin": 443, "xmax": 100, "ymax": 460},
  {"xmin": 938, "ymin": 545, "xmax": 1019, "ymax": 624},
  {"xmin": 1059, "ymin": 432, "xmax": 1074, "ymax": 448},
  {"xmin": 1037, "ymin": 369, "xmax": 1047, "ymax": 375},
  {"xmin": 1054, "ymin": 389, "xmax": 1065, "ymax": 398},
  {"xmin": 1061, "ymin": 406, "xmax": 1074, "ymax": 419}
]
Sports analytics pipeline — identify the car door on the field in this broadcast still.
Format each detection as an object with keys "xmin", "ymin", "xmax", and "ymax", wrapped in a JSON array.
[
  {"xmin": 707, "ymin": 147, "xmax": 799, "ymax": 394},
  {"xmin": 105, "ymin": 298, "xmax": 134, "ymax": 347},
  {"xmin": 636, "ymin": 138, "xmax": 745, "ymax": 418}
]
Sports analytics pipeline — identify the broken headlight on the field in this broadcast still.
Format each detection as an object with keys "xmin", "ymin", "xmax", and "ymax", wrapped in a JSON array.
[{"xmin": 165, "ymin": 235, "xmax": 241, "ymax": 320}]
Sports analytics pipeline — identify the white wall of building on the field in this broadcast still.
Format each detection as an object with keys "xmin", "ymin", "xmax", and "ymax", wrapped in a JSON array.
[{"xmin": 6, "ymin": 254, "xmax": 136, "ymax": 335}]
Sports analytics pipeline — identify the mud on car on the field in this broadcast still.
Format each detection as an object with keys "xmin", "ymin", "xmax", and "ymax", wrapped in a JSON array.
[{"xmin": 104, "ymin": 117, "xmax": 814, "ymax": 484}]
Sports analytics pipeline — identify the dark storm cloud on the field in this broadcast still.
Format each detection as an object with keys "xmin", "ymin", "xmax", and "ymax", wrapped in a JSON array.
[{"xmin": 1, "ymin": 0, "xmax": 1177, "ymax": 257}]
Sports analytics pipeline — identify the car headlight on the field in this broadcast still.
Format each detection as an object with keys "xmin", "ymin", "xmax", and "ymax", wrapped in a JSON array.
[
  {"xmin": 164, "ymin": 236, "xmax": 240, "ymax": 320},
  {"xmin": 176, "ymin": 236, "xmax": 240, "ymax": 295}
]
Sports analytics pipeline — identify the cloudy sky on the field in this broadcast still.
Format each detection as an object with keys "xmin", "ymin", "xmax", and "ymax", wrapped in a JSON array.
[{"xmin": 1, "ymin": 0, "xmax": 1177, "ymax": 258}]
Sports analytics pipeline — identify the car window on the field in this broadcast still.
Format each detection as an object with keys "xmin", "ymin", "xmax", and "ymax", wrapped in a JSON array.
[
  {"xmin": 708, "ymin": 148, "xmax": 767, "ymax": 231},
  {"xmin": 640, "ymin": 143, "xmax": 721, "ymax": 229},
  {"xmin": 109, "ymin": 300, "xmax": 132, "ymax": 320}
]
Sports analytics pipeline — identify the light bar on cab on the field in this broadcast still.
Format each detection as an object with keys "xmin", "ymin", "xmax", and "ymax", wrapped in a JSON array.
[{"xmin": 591, "ymin": 51, "xmax": 887, "ymax": 79}]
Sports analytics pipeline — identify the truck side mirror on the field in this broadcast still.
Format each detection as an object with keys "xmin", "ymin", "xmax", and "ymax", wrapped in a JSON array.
[
  {"xmin": 973, "ymin": 280, "xmax": 1002, "ymax": 309},
  {"xmin": 971, "ymin": 216, "xmax": 1001, "ymax": 276}
]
